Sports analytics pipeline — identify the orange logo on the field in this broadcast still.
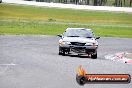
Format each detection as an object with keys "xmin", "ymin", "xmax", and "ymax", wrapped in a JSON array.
[{"xmin": 76, "ymin": 66, "xmax": 131, "ymax": 85}]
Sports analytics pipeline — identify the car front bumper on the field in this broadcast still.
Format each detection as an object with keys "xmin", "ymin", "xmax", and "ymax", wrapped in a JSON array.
[{"xmin": 59, "ymin": 45, "xmax": 97, "ymax": 54}]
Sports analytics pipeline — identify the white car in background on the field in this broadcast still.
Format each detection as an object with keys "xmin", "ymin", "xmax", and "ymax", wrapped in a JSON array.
[{"xmin": 58, "ymin": 28, "xmax": 100, "ymax": 59}]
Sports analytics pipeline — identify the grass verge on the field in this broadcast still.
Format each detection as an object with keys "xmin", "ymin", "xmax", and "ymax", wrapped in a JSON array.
[{"xmin": 0, "ymin": 4, "xmax": 132, "ymax": 37}]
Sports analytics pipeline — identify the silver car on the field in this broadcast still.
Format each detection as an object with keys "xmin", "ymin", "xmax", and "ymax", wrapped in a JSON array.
[{"xmin": 58, "ymin": 28, "xmax": 100, "ymax": 59}]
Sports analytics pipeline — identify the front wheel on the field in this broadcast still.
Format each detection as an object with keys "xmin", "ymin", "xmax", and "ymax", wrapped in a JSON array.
[
  {"xmin": 91, "ymin": 51, "xmax": 97, "ymax": 59},
  {"xmin": 59, "ymin": 47, "xmax": 65, "ymax": 55},
  {"xmin": 59, "ymin": 51, "xmax": 65, "ymax": 55}
]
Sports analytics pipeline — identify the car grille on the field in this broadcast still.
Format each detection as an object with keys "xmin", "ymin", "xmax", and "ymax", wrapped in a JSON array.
[
  {"xmin": 71, "ymin": 42, "xmax": 86, "ymax": 46},
  {"xmin": 71, "ymin": 48, "xmax": 85, "ymax": 53}
]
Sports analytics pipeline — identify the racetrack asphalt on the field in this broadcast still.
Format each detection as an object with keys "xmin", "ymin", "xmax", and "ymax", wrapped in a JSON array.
[{"xmin": 0, "ymin": 35, "xmax": 132, "ymax": 88}]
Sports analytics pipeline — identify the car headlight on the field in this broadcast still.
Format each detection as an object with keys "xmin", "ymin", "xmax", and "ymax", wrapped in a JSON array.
[
  {"xmin": 59, "ymin": 40, "xmax": 65, "ymax": 45},
  {"xmin": 59, "ymin": 40, "xmax": 71, "ymax": 45},
  {"xmin": 85, "ymin": 43, "xmax": 98, "ymax": 47},
  {"xmin": 85, "ymin": 43, "xmax": 94, "ymax": 46}
]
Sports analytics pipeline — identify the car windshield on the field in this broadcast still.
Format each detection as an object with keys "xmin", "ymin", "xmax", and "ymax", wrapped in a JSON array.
[{"xmin": 63, "ymin": 29, "xmax": 94, "ymax": 38}]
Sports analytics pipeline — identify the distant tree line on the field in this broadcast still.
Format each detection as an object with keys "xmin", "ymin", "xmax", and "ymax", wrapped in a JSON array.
[{"xmin": 27, "ymin": 0, "xmax": 132, "ymax": 7}]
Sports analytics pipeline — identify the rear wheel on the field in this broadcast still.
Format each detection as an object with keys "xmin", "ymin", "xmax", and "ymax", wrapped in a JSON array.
[{"xmin": 91, "ymin": 51, "xmax": 97, "ymax": 59}]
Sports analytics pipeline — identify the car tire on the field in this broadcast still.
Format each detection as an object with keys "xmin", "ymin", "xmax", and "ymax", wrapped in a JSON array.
[
  {"xmin": 91, "ymin": 51, "xmax": 97, "ymax": 59},
  {"xmin": 59, "ymin": 52, "xmax": 62, "ymax": 55},
  {"xmin": 59, "ymin": 51, "xmax": 65, "ymax": 56},
  {"xmin": 59, "ymin": 51, "xmax": 65, "ymax": 55},
  {"xmin": 59, "ymin": 47, "xmax": 65, "ymax": 55}
]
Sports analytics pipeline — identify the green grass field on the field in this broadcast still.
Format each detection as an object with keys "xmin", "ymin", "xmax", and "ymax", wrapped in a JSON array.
[{"xmin": 0, "ymin": 4, "xmax": 132, "ymax": 37}]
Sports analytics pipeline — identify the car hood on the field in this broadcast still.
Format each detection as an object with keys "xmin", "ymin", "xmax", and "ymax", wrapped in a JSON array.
[{"xmin": 62, "ymin": 37, "xmax": 96, "ymax": 43}]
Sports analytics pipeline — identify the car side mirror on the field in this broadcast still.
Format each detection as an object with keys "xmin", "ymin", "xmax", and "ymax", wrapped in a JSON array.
[
  {"xmin": 95, "ymin": 37, "xmax": 100, "ymax": 40},
  {"xmin": 57, "ymin": 34, "xmax": 62, "ymax": 38}
]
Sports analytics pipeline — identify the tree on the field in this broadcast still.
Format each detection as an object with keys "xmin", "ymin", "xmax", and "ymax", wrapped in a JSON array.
[
  {"xmin": 86, "ymin": 0, "xmax": 90, "ymax": 5},
  {"xmin": 114, "ymin": 0, "xmax": 123, "ymax": 7},
  {"xmin": 130, "ymin": 0, "xmax": 132, "ymax": 6},
  {"xmin": 94, "ymin": 0, "xmax": 98, "ymax": 6},
  {"xmin": 123, "ymin": 0, "xmax": 126, "ymax": 6},
  {"xmin": 93, "ymin": 0, "xmax": 107, "ymax": 6},
  {"xmin": 99, "ymin": 0, "xmax": 107, "ymax": 6}
]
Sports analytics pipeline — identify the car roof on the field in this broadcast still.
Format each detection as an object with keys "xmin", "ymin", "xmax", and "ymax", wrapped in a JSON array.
[{"xmin": 66, "ymin": 28, "xmax": 91, "ymax": 31}]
